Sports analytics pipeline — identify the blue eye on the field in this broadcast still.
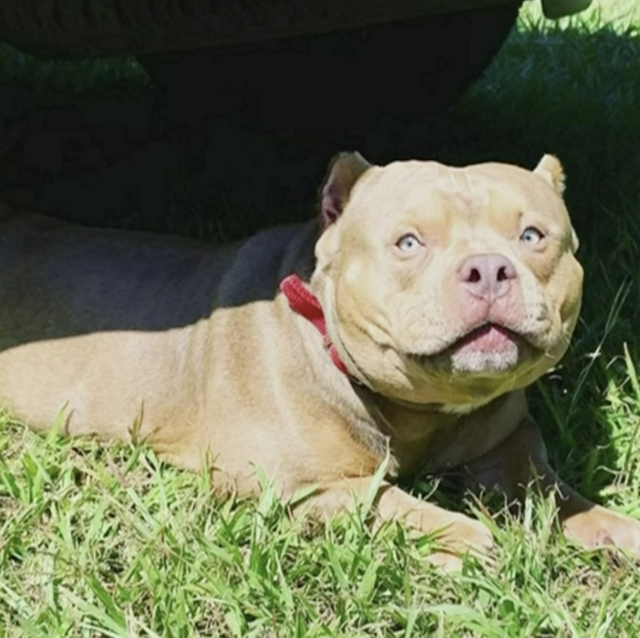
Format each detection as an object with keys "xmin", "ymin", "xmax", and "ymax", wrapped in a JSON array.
[
  {"xmin": 397, "ymin": 233, "xmax": 422, "ymax": 253},
  {"xmin": 520, "ymin": 227, "xmax": 544, "ymax": 245}
]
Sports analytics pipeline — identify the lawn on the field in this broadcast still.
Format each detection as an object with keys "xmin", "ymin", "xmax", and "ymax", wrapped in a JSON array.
[{"xmin": 2, "ymin": 1, "xmax": 640, "ymax": 636}]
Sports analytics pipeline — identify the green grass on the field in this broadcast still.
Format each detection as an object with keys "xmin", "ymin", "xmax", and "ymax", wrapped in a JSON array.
[{"xmin": 3, "ymin": 1, "xmax": 640, "ymax": 635}]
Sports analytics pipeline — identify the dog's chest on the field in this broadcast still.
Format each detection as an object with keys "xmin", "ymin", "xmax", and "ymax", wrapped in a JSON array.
[
  {"xmin": 374, "ymin": 393, "xmax": 527, "ymax": 479},
  {"xmin": 387, "ymin": 415, "xmax": 468, "ymax": 477}
]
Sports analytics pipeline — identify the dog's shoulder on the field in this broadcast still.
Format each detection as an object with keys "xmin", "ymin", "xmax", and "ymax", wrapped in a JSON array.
[{"xmin": 214, "ymin": 221, "xmax": 318, "ymax": 307}]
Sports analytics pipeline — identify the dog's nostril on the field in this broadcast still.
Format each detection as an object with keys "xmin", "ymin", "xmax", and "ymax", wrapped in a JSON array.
[
  {"xmin": 468, "ymin": 268, "xmax": 481, "ymax": 283},
  {"xmin": 458, "ymin": 255, "xmax": 516, "ymax": 289}
]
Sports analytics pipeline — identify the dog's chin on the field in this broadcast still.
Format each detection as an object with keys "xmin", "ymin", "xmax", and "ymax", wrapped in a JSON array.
[
  {"xmin": 415, "ymin": 324, "xmax": 534, "ymax": 377},
  {"xmin": 449, "ymin": 343, "xmax": 519, "ymax": 374}
]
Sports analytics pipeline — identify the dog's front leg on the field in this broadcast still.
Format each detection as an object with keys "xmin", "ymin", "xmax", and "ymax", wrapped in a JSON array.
[
  {"xmin": 297, "ymin": 477, "xmax": 493, "ymax": 570},
  {"xmin": 466, "ymin": 417, "xmax": 640, "ymax": 557}
]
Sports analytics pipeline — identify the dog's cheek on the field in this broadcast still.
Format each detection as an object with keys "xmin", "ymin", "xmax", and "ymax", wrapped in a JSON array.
[
  {"xmin": 315, "ymin": 225, "xmax": 341, "ymax": 270},
  {"xmin": 553, "ymin": 254, "xmax": 583, "ymax": 337},
  {"xmin": 334, "ymin": 265, "xmax": 403, "ymax": 379}
]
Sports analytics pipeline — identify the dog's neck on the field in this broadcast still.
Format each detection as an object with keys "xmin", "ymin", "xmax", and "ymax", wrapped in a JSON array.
[{"xmin": 280, "ymin": 274, "xmax": 350, "ymax": 376}]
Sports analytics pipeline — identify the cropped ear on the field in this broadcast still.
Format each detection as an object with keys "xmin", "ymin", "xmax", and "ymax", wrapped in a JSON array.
[
  {"xmin": 534, "ymin": 154, "xmax": 566, "ymax": 196},
  {"xmin": 320, "ymin": 151, "xmax": 372, "ymax": 229}
]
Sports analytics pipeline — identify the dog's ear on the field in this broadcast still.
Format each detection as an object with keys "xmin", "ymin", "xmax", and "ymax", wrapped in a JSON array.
[
  {"xmin": 534, "ymin": 154, "xmax": 565, "ymax": 196},
  {"xmin": 535, "ymin": 155, "xmax": 578, "ymax": 253},
  {"xmin": 320, "ymin": 152, "xmax": 372, "ymax": 229},
  {"xmin": 570, "ymin": 228, "xmax": 580, "ymax": 254}
]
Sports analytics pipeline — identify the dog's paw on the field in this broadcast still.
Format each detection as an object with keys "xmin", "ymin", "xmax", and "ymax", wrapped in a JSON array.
[
  {"xmin": 426, "ymin": 550, "xmax": 467, "ymax": 572},
  {"xmin": 437, "ymin": 512, "xmax": 494, "ymax": 558},
  {"xmin": 563, "ymin": 505, "xmax": 640, "ymax": 557},
  {"xmin": 373, "ymin": 485, "xmax": 493, "ymax": 569},
  {"xmin": 407, "ymin": 509, "xmax": 494, "ymax": 570}
]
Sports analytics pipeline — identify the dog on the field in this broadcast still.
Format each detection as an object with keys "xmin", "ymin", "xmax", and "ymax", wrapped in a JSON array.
[{"xmin": 1, "ymin": 152, "xmax": 639, "ymax": 569}]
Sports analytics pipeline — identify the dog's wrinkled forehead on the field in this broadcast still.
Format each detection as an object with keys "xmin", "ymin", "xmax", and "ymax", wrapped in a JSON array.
[
  {"xmin": 344, "ymin": 160, "xmax": 567, "ymax": 228},
  {"xmin": 346, "ymin": 161, "xmax": 456, "ymax": 215}
]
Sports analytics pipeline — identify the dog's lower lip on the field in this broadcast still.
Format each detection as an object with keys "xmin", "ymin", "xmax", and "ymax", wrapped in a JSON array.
[
  {"xmin": 452, "ymin": 323, "xmax": 520, "ymax": 351},
  {"xmin": 411, "ymin": 323, "xmax": 533, "ymax": 361}
]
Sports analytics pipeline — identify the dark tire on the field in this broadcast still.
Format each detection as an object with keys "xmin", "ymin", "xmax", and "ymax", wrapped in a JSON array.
[{"xmin": 141, "ymin": 4, "xmax": 522, "ymax": 154}]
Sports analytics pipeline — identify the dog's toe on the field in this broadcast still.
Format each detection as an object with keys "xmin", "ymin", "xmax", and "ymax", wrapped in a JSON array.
[
  {"xmin": 422, "ymin": 514, "xmax": 494, "ymax": 570},
  {"xmin": 439, "ymin": 514, "xmax": 494, "ymax": 554},
  {"xmin": 426, "ymin": 551, "xmax": 465, "ymax": 572},
  {"xmin": 563, "ymin": 505, "xmax": 640, "ymax": 558}
]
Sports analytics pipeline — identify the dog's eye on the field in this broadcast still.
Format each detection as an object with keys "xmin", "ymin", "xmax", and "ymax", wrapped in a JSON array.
[
  {"xmin": 520, "ymin": 227, "xmax": 544, "ymax": 245},
  {"xmin": 396, "ymin": 233, "xmax": 423, "ymax": 253}
]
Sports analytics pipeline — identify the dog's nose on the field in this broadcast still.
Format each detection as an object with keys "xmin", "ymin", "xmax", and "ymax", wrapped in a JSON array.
[{"xmin": 457, "ymin": 254, "xmax": 517, "ymax": 300}]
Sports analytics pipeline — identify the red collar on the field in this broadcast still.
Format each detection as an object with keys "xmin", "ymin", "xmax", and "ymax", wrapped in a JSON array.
[{"xmin": 280, "ymin": 274, "xmax": 350, "ymax": 376}]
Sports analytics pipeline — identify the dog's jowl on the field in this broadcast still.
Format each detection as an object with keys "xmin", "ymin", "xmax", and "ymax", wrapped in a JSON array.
[{"xmin": 1, "ymin": 153, "xmax": 639, "ymax": 569}]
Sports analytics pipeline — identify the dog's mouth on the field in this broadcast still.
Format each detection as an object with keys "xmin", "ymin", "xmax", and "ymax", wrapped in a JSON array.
[
  {"xmin": 448, "ymin": 322, "xmax": 523, "ymax": 352},
  {"xmin": 409, "ymin": 322, "xmax": 538, "ymax": 375}
]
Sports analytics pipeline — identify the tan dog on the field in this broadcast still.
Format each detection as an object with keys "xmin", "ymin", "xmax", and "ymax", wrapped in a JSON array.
[{"xmin": 1, "ymin": 153, "xmax": 640, "ymax": 569}]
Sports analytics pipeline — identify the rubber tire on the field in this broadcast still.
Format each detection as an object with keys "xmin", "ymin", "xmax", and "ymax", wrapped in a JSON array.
[{"xmin": 140, "ymin": 4, "xmax": 522, "ymax": 153}]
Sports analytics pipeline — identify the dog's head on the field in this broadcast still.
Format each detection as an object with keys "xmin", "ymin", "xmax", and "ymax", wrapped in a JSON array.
[{"xmin": 311, "ymin": 152, "xmax": 583, "ymax": 408}]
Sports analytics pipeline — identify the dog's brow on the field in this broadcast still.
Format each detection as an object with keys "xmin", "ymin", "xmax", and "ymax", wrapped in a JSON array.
[
  {"xmin": 448, "ymin": 168, "xmax": 489, "ymax": 215},
  {"xmin": 446, "ymin": 166, "xmax": 460, "ymax": 194},
  {"xmin": 395, "ymin": 164, "xmax": 441, "ymax": 194},
  {"xmin": 358, "ymin": 166, "xmax": 432, "ymax": 212},
  {"xmin": 386, "ymin": 167, "xmax": 423, "ymax": 196}
]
